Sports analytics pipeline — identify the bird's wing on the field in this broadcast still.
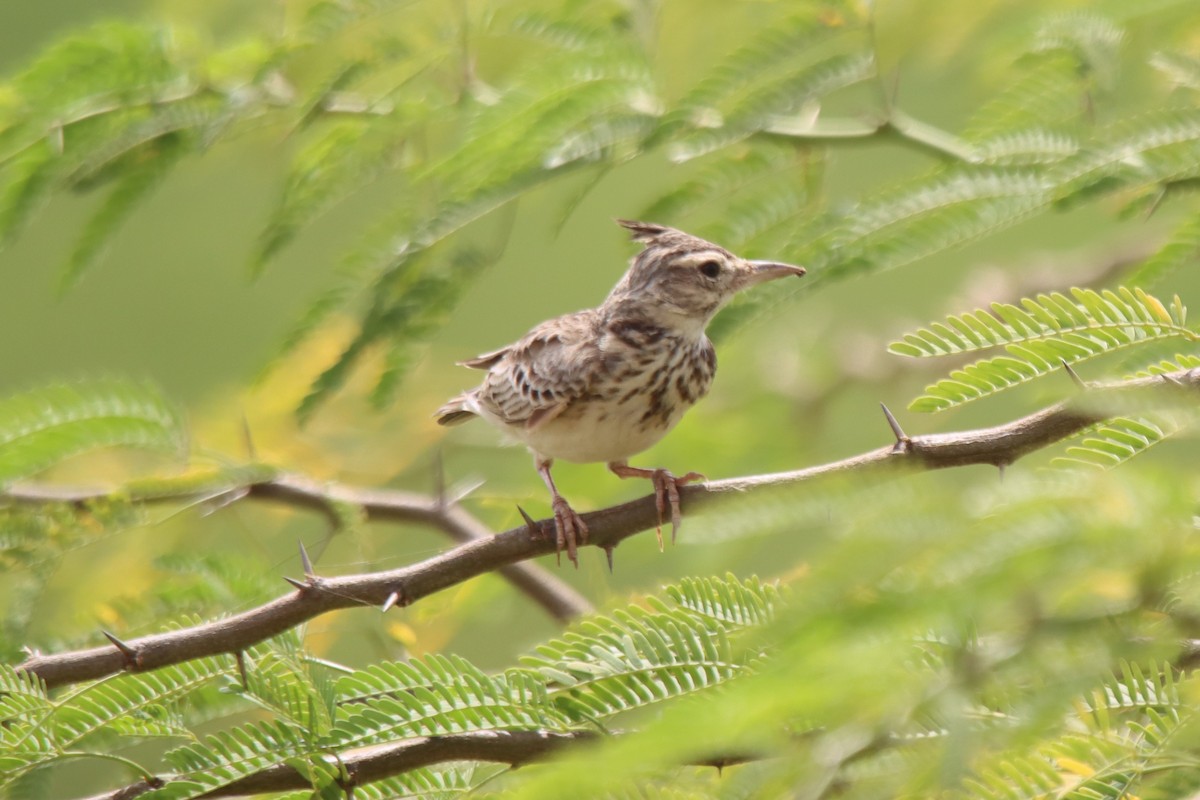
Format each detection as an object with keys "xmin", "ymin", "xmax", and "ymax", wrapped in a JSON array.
[
  {"xmin": 459, "ymin": 348, "xmax": 508, "ymax": 370},
  {"xmin": 475, "ymin": 310, "xmax": 604, "ymax": 429}
]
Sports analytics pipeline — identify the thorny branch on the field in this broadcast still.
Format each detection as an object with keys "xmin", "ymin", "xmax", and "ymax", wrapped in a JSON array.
[
  {"xmin": 5, "ymin": 472, "xmax": 592, "ymax": 624},
  {"xmin": 13, "ymin": 368, "xmax": 1200, "ymax": 691},
  {"xmin": 80, "ymin": 730, "xmax": 761, "ymax": 800}
]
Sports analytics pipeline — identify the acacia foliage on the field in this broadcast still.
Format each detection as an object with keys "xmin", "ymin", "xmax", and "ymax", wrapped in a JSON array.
[{"xmin": 2, "ymin": 0, "xmax": 1200, "ymax": 798}]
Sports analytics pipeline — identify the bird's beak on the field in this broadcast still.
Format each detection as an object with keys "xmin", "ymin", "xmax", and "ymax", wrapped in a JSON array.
[{"xmin": 739, "ymin": 260, "xmax": 807, "ymax": 289}]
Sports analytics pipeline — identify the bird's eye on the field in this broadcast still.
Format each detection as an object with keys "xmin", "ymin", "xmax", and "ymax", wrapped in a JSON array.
[{"xmin": 698, "ymin": 260, "xmax": 721, "ymax": 279}]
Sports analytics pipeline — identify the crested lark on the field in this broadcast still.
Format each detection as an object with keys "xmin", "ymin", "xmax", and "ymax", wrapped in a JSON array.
[{"xmin": 436, "ymin": 220, "xmax": 805, "ymax": 565}]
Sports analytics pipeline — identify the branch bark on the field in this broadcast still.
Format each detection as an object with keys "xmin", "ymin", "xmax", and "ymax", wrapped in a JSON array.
[
  {"xmin": 6, "ymin": 471, "xmax": 592, "ymax": 624},
  {"xmin": 80, "ymin": 729, "xmax": 759, "ymax": 800},
  {"xmin": 15, "ymin": 368, "xmax": 1200, "ymax": 689}
]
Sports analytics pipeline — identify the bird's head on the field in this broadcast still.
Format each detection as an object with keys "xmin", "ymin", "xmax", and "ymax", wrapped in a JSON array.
[{"xmin": 604, "ymin": 220, "xmax": 806, "ymax": 335}]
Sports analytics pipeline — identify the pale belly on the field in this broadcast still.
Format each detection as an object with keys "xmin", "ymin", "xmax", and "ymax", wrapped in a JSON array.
[{"xmin": 519, "ymin": 400, "xmax": 687, "ymax": 463}]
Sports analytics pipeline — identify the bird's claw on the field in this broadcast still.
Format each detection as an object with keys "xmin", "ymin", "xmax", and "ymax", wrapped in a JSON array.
[
  {"xmin": 551, "ymin": 495, "xmax": 588, "ymax": 568},
  {"xmin": 649, "ymin": 469, "xmax": 705, "ymax": 548}
]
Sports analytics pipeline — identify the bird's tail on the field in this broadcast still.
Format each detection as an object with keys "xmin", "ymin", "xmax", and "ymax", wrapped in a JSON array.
[{"xmin": 435, "ymin": 393, "xmax": 478, "ymax": 426}]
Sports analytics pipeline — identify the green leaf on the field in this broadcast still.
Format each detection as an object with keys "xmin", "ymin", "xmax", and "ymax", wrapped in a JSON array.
[
  {"xmin": 60, "ymin": 135, "xmax": 185, "ymax": 290},
  {"xmin": 1050, "ymin": 415, "xmax": 1183, "ymax": 471},
  {"xmin": 808, "ymin": 169, "xmax": 1051, "ymax": 283},
  {"xmin": 892, "ymin": 287, "xmax": 1196, "ymax": 412},
  {"xmin": 0, "ymin": 665, "xmax": 50, "ymax": 724},
  {"xmin": 149, "ymin": 720, "xmax": 313, "ymax": 799},
  {"xmin": 526, "ymin": 606, "xmax": 745, "ymax": 723},
  {"xmin": 964, "ymin": 49, "xmax": 1087, "ymax": 141},
  {"xmin": 53, "ymin": 657, "xmax": 227, "ymax": 749},
  {"xmin": 1151, "ymin": 50, "xmax": 1200, "ymax": 93},
  {"xmin": 656, "ymin": 574, "xmax": 782, "ymax": 630},
  {"xmin": 0, "ymin": 658, "xmax": 226, "ymax": 791},
  {"xmin": 329, "ymin": 655, "xmax": 565, "ymax": 749},
  {"xmin": 1056, "ymin": 109, "xmax": 1200, "ymax": 204},
  {"xmin": 0, "ymin": 379, "xmax": 187, "ymax": 486},
  {"xmin": 1126, "ymin": 209, "xmax": 1200, "ymax": 288},
  {"xmin": 889, "ymin": 287, "xmax": 1191, "ymax": 358}
]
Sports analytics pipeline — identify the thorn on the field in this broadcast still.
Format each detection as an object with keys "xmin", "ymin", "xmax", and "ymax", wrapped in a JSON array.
[
  {"xmin": 1162, "ymin": 372, "xmax": 1186, "ymax": 387},
  {"xmin": 240, "ymin": 411, "xmax": 257, "ymax": 460},
  {"xmin": 998, "ymin": 462, "xmax": 1007, "ymax": 481},
  {"xmin": 298, "ymin": 540, "xmax": 315, "ymax": 578},
  {"xmin": 447, "ymin": 477, "xmax": 485, "ymax": 505},
  {"xmin": 603, "ymin": 543, "xmax": 615, "ymax": 573},
  {"xmin": 1145, "ymin": 185, "xmax": 1168, "ymax": 220},
  {"xmin": 1061, "ymin": 359, "xmax": 1086, "ymax": 390},
  {"xmin": 516, "ymin": 505, "xmax": 540, "ymax": 536},
  {"xmin": 282, "ymin": 575, "xmax": 308, "ymax": 591},
  {"xmin": 880, "ymin": 403, "xmax": 909, "ymax": 453},
  {"xmin": 102, "ymin": 631, "xmax": 142, "ymax": 669},
  {"xmin": 235, "ymin": 651, "xmax": 248, "ymax": 690},
  {"xmin": 432, "ymin": 449, "xmax": 446, "ymax": 509},
  {"xmin": 381, "ymin": 591, "xmax": 401, "ymax": 613},
  {"xmin": 200, "ymin": 487, "xmax": 249, "ymax": 516}
]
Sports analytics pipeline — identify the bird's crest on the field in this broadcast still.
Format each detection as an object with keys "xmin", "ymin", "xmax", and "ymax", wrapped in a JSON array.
[{"xmin": 616, "ymin": 219, "xmax": 677, "ymax": 244}]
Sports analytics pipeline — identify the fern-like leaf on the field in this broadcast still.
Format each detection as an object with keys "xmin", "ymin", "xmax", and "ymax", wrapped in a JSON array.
[
  {"xmin": 1151, "ymin": 50, "xmax": 1200, "ymax": 93},
  {"xmin": 656, "ymin": 574, "xmax": 782, "ymax": 630},
  {"xmin": 338, "ymin": 767, "xmax": 492, "ymax": 799},
  {"xmin": 0, "ymin": 379, "xmax": 186, "ymax": 486},
  {"xmin": 60, "ymin": 135, "xmax": 185, "ymax": 290},
  {"xmin": 0, "ymin": 667, "xmax": 54, "ymax": 782},
  {"xmin": 808, "ymin": 169, "xmax": 1050, "ymax": 282},
  {"xmin": 641, "ymin": 141, "xmax": 805, "ymax": 225},
  {"xmin": 1031, "ymin": 11, "xmax": 1123, "ymax": 89},
  {"xmin": 1081, "ymin": 660, "xmax": 1182, "ymax": 725},
  {"xmin": 0, "ymin": 658, "xmax": 227, "ymax": 791},
  {"xmin": 1134, "ymin": 353, "xmax": 1200, "ymax": 376},
  {"xmin": 669, "ymin": 11, "xmax": 873, "ymax": 163},
  {"xmin": 329, "ymin": 655, "xmax": 565, "ymax": 749},
  {"xmin": 526, "ymin": 606, "xmax": 744, "ymax": 723},
  {"xmin": 249, "ymin": 60, "xmax": 419, "ymax": 274},
  {"xmin": 973, "ymin": 128, "xmax": 1079, "ymax": 166},
  {"xmin": 53, "ymin": 656, "xmax": 227, "ymax": 749},
  {"xmin": 236, "ymin": 649, "xmax": 337, "ymax": 737},
  {"xmin": 964, "ymin": 50, "xmax": 1088, "ymax": 142},
  {"xmin": 1127, "ymin": 209, "xmax": 1200, "ymax": 288},
  {"xmin": 148, "ymin": 720, "xmax": 314, "ymax": 799},
  {"xmin": 1056, "ymin": 109, "xmax": 1200, "ymax": 205},
  {"xmin": 1051, "ymin": 415, "xmax": 1184, "ymax": 471},
  {"xmin": 889, "ymin": 287, "xmax": 1195, "ymax": 412}
]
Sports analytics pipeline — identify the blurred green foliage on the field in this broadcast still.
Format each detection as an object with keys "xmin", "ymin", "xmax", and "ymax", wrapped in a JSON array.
[{"xmin": 1, "ymin": 0, "xmax": 1200, "ymax": 796}]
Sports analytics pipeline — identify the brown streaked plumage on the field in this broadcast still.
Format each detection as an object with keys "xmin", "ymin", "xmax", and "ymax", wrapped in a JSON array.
[{"xmin": 436, "ymin": 219, "xmax": 805, "ymax": 565}]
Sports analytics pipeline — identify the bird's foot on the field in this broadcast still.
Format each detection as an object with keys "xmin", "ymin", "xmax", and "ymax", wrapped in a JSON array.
[
  {"xmin": 551, "ymin": 494, "xmax": 588, "ymax": 568},
  {"xmin": 609, "ymin": 464, "xmax": 705, "ymax": 549}
]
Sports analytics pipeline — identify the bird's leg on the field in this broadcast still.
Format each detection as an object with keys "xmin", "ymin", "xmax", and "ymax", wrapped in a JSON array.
[
  {"xmin": 536, "ymin": 457, "xmax": 587, "ymax": 567},
  {"xmin": 607, "ymin": 462, "xmax": 705, "ymax": 548}
]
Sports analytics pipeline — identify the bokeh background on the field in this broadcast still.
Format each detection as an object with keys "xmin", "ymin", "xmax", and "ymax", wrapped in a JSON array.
[{"xmin": 3, "ymin": 2, "xmax": 1199, "ymax": 773}]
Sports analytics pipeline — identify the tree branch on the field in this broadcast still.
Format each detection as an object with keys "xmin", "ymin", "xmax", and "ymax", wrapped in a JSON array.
[
  {"xmin": 80, "ymin": 730, "xmax": 760, "ymax": 800},
  {"xmin": 16, "ymin": 368, "xmax": 1200, "ymax": 689},
  {"xmin": 5, "ymin": 472, "xmax": 592, "ymax": 624}
]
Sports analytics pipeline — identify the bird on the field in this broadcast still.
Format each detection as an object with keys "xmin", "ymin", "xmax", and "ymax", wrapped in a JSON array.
[{"xmin": 436, "ymin": 219, "xmax": 806, "ymax": 566}]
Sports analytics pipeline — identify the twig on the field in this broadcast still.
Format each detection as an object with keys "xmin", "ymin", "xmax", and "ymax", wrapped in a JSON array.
[
  {"xmin": 4, "ymin": 473, "xmax": 591, "ymax": 625},
  {"xmin": 78, "ymin": 730, "xmax": 761, "ymax": 799},
  {"xmin": 15, "ymin": 368, "xmax": 1200, "ymax": 689},
  {"xmin": 248, "ymin": 475, "xmax": 592, "ymax": 621}
]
